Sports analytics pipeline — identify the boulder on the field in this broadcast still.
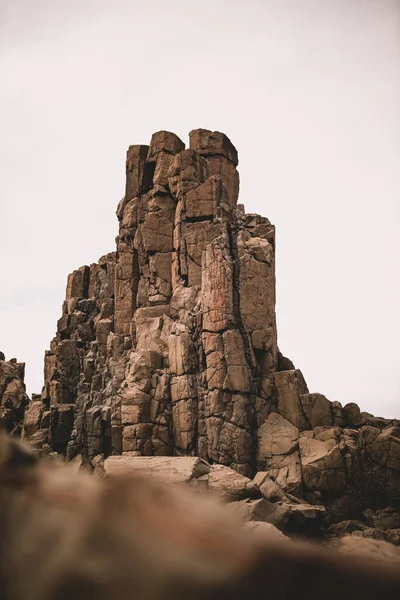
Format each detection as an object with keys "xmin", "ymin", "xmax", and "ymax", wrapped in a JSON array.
[
  {"xmin": 283, "ymin": 503, "xmax": 326, "ymax": 534},
  {"xmin": 146, "ymin": 131, "xmax": 185, "ymax": 162},
  {"xmin": 104, "ymin": 455, "xmax": 211, "ymax": 486},
  {"xmin": 254, "ymin": 473, "xmax": 290, "ymax": 503},
  {"xmin": 208, "ymin": 464, "xmax": 260, "ymax": 501},
  {"xmin": 299, "ymin": 436, "xmax": 347, "ymax": 496},
  {"xmin": 22, "ymin": 401, "xmax": 44, "ymax": 440},
  {"xmin": 257, "ymin": 413, "xmax": 302, "ymax": 495},
  {"xmin": 343, "ymin": 403, "xmax": 362, "ymax": 427},
  {"xmin": 0, "ymin": 358, "xmax": 29, "ymax": 436},
  {"xmin": 227, "ymin": 498, "xmax": 290, "ymax": 529},
  {"xmin": 300, "ymin": 393, "xmax": 333, "ymax": 428}
]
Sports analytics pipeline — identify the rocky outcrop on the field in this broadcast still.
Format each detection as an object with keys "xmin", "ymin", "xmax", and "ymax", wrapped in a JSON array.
[
  {"xmin": 20, "ymin": 129, "xmax": 400, "ymax": 529},
  {"xmin": 27, "ymin": 129, "xmax": 278, "ymax": 477},
  {"xmin": 0, "ymin": 353, "xmax": 29, "ymax": 437},
  {"xmin": 2, "ymin": 432, "xmax": 400, "ymax": 600}
]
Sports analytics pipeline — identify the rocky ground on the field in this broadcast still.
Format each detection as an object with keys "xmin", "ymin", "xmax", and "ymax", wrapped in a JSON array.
[
  {"xmin": 1, "ymin": 129, "xmax": 399, "ymax": 549},
  {"xmin": 1, "ymin": 433, "xmax": 400, "ymax": 600}
]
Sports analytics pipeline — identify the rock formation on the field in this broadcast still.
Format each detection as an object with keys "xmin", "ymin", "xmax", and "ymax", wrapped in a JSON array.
[
  {"xmin": 0, "ymin": 353, "xmax": 29, "ymax": 437},
  {"xmin": 1, "ymin": 433, "xmax": 400, "ymax": 600},
  {"xmin": 18, "ymin": 129, "xmax": 400, "ymax": 528}
]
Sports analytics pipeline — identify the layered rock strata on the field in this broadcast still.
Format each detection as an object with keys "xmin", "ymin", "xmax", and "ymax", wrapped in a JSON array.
[{"xmin": 22, "ymin": 129, "xmax": 400, "ymax": 524}]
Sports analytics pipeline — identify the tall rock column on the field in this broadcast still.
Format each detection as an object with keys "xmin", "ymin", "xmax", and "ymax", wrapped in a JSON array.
[
  {"xmin": 114, "ymin": 145, "xmax": 147, "ymax": 336},
  {"xmin": 115, "ymin": 132, "xmax": 185, "ymax": 456},
  {"xmin": 24, "ymin": 130, "xmax": 281, "ymax": 476}
]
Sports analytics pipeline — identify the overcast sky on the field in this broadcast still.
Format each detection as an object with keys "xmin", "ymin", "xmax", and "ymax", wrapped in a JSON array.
[{"xmin": 1, "ymin": 0, "xmax": 399, "ymax": 417}]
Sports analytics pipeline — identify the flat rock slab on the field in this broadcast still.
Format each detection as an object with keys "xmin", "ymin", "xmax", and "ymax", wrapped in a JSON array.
[
  {"xmin": 285, "ymin": 503, "xmax": 326, "ymax": 520},
  {"xmin": 208, "ymin": 464, "xmax": 260, "ymax": 501},
  {"xmin": 244, "ymin": 521, "xmax": 290, "ymax": 543},
  {"xmin": 104, "ymin": 455, "xmax": 210, "ymax": 484}
]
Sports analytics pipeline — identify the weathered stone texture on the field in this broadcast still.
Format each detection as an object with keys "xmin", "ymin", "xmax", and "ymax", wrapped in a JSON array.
[
  {"xmin": 3, "ymin": 432, "xmax": 400, "ymax": 600},
  {"xmin": 0, "ymin": 355, "xmax": 29, "ymax": 437},
  {"xmin": 20, "ymin": 129, "xmax": 400, "ymax": 530}
]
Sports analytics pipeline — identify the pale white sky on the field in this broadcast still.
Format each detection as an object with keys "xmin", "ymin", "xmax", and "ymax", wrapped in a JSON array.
[{"xmin": 1, "ymin": 0, "xmax": 399, "ymax": 417}]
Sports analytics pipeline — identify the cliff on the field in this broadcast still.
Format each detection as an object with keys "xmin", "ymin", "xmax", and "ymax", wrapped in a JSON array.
[{"xmin": 13, "ymin": 129, "xmax": 400, "ymax": 527}]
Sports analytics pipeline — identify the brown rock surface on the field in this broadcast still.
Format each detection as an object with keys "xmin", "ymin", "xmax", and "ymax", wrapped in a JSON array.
[
  {"xmin": 207, "ymin": 464, "xmax": 260, "ymax": 501},
  {"xmin": 17, "ymin": 130, "xmax": 400, "ymax": 538},
  {"xmin": 334, "ymin": 535, "xmax": 400, "ymax": 566},
  {"xmin": 104, "ymin": 454, "xmax": 210, "ymax": 484},
  {"xmin": 227, "ymin": 497, "xmax": 290, "ymax": 529},
  {"xmin": 243, "ymin": 520, "xmax": 290, "ymax": 543},
  {"xmin": 2, "ymin": 433, "xmax": 400, "ymax": 600},
  {"xmin": 257, "ymin": 413, "xmax": 302, "ymax": 495},
  {"xmin": 0, "ymin": 355, "xmax": 29, "ymax": 436}
]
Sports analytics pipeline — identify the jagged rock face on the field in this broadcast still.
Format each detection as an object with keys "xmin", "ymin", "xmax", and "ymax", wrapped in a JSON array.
[
  {"xmin": 32, "ymin": 129, "xmax": 278, "ymax": 477},
  {"xmin": 22, "ymin": 129, "xmax": 400, "ymax": 521},
  {"xmin": 0, "ymin": 354, "xmax": 29, "ymax": 437}
]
